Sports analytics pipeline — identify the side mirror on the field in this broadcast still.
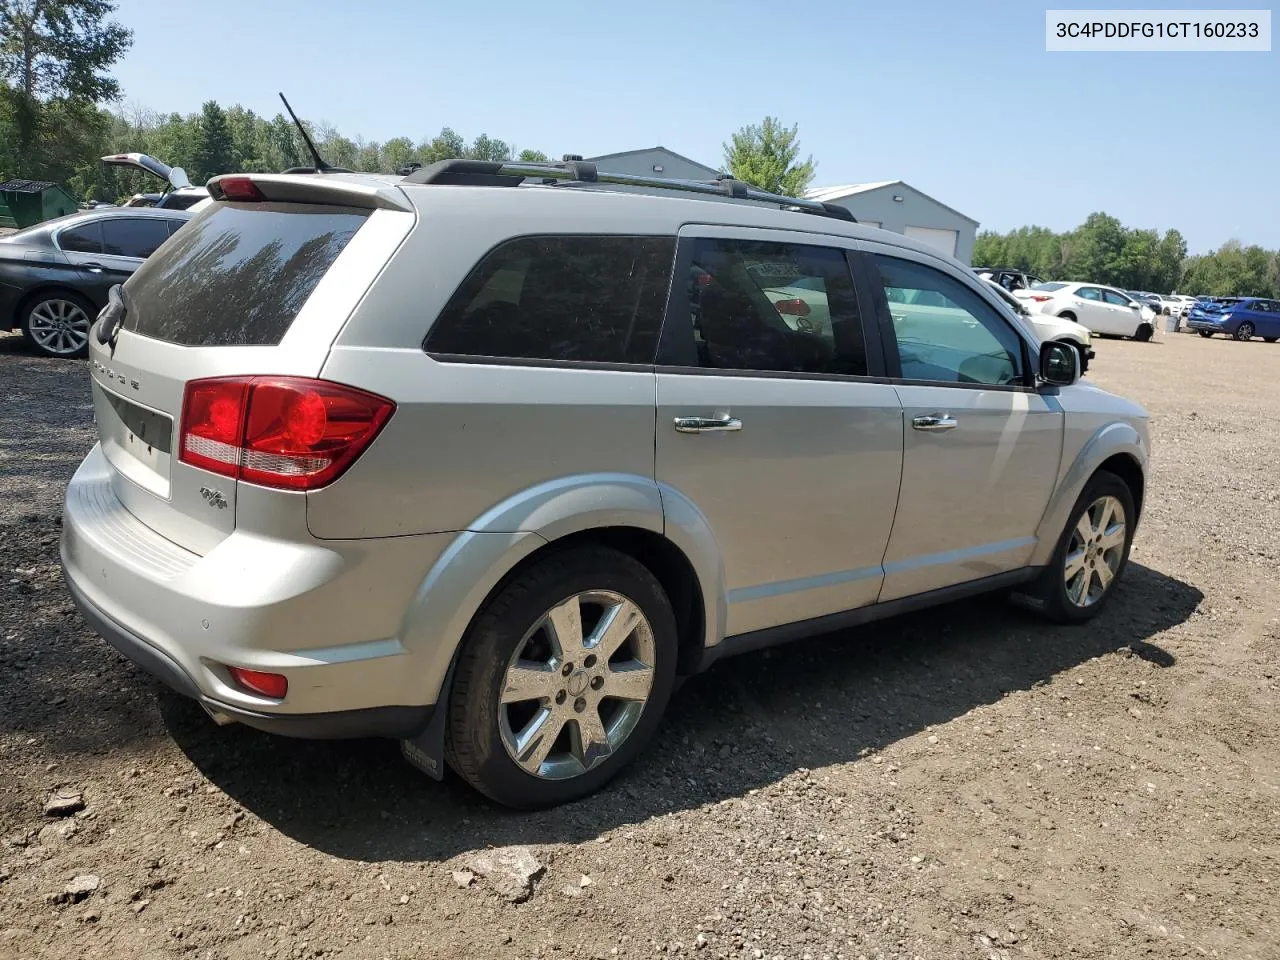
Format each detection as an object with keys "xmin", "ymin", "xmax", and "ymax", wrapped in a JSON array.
[{"xmin": 1038, "ymin": 340, "xmax": 1080, "ymax": 387}]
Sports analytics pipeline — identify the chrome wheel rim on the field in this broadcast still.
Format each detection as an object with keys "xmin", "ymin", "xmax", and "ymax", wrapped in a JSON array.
[
  {"xmin": 499, "ymin": 590, "xmax": 656, "ymax": 780},
  {"xmin": 28, "ymin": 299, "xmax": 91, "ymax": 355},
  {"xmin": 1064, "ymin": 495, "xmax": 1126, "ymax": 608}
]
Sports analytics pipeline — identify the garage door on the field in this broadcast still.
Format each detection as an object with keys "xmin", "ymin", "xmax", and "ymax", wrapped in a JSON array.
[{"xmin": 904, "ymin": 225, "xmax": 958, "ymax": 258}]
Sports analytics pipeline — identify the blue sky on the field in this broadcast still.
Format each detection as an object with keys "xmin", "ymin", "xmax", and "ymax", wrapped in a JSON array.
[{"xmin": 110, "ymin": 0, "xmax": 1276, "ymax": 253}]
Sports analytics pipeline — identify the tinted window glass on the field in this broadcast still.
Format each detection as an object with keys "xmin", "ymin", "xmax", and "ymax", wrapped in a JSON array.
[
  {"xmin": 667, "ymin": 238, "xmax": 867, "ymax": 376},
  {"xmin": 102, "ymin": 218, "xmax": 172, "ymax": 258},
  {"xmin": 123, "ymin": 202, "xmax": 369, "ymax": 346},
  {"xmin": 1032, "ymin": 282, "xmax": 1067, "ymax": 292},
  {"xmin": 1077, "ymin": 287, "xmax": 1103, "ymax": 301},
  {"xmin": 427, "ymin": 235, "xmax": 675, "ymax": 364},
  {"xmin": 872, "ymin": 254, "xmax": 1023, "ymax": 386},
  {"xmin": 1101, "ymin": 289, "xmax": 1131, "ymax": 306},
  {"xmin": 58, "ymin": 222, "xmax": 103, "ymax": 254}
]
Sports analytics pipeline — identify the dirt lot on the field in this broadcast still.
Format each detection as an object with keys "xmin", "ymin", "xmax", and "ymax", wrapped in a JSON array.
[{"xmin": 1, "ymin": 329, "xmax": 1277, "ymax": 960}]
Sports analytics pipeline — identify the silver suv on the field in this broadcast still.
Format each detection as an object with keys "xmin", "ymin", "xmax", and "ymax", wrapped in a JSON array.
[{"xmin": 60, "ymin": 160, "xmax": 1151, "ymax": 809}]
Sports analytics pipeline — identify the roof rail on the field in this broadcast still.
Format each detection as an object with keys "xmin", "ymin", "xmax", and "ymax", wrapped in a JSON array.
[{"xmin": 401, "ymin": 158, "xmax": 857, "ymax": 223}]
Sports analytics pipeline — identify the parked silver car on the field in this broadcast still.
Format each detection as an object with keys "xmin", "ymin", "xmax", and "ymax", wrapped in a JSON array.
[{"xmin": 60, "ymin": 161, "xmax": 1151, "ymax": 808}]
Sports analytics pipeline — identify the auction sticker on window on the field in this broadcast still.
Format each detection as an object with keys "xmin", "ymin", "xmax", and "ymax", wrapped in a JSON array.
[{"xmin": 1046, "ymin": 10, "xmax": 1271, "ymax": 50}]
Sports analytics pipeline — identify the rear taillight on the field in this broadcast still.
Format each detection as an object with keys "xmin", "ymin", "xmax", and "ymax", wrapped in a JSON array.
[
  {"xmin": 217, "ymin": 176, "xmax": 266, "ymax": 202},
  {"xmin": 1030, "ymin": 295, "xmax": 1053, "ymax": 302},
  {"xmin": 227, "ymin": 666, "xmax": 288, "ymax": 699},
  {"xmin": 774, "ymin": 298, "xmax": 811, "ymax": 317},
  {"xmin": 179, "ymin": 376, "xmax": 395, "ymax": 491}
]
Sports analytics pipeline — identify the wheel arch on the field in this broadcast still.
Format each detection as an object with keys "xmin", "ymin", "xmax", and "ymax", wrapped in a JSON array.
[
  {"xmin": 1030, "ymin": 422, "xmax": 1148, "ymax": 567},
  {"xmin": 396, "ymin": 473, "xmax": 725, "ymax": 710}
]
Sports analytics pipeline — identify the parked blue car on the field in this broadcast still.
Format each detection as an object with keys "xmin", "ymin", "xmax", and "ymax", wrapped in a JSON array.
[{"xmin": 1187, "ymin": 297, "xmax": 1280, "ymax": 341}]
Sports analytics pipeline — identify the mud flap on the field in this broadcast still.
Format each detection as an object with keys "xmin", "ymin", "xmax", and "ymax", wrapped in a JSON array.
[{"xmin": 398, "ymin": 658, "xmax": 457, "ymax": 781}]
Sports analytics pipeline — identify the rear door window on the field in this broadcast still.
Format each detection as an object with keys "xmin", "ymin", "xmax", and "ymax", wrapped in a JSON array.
[
  {"xmin": 122, "ymin": 202, "xmax": 371, "ymax": 346},
  {"xmin": 58, "ymin": 222, "xmax": 104, "ymax": 254},
  {"xmin": 425, "ymin": 235, "xmax": 675, "ymax": 364},
  {"xmin": 102, "ymin": 218, "xmax": 172, "ymax": 259}
]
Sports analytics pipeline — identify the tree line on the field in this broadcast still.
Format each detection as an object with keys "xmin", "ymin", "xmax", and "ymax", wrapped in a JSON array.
[
  {"xmin": 973, "ymin": 213, "xmax": 1279, "ymax": 299},
  {"xmin": 4, "ymin": 2, "xmax": 1275, "ymax": 302}
]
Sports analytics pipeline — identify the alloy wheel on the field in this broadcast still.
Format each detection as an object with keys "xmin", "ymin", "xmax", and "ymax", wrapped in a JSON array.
[
  {"xmin": 28, "ymin": 299, "xmax": 91, "ymax": 356},
  {"xmin": 498, "ymin": 590, "xmax": 656, "ymax": 780},
  {"xmin": 1235, "ymin": 322, "xmax": 1255, "ymax": 341},
  {"xmin": 1063, "ymin": 495, "xmax": 1127, "ymax": 608}
]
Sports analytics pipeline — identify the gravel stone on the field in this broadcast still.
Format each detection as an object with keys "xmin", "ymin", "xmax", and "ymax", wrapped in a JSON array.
[{"xmin": 0, "ymin": 330, "xmax": 1278, "ymax": 958}]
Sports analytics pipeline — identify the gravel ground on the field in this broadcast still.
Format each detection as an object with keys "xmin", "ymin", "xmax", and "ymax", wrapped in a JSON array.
[{"xmin": 1, "ymin": 328, "xmax": 1277, "ymax": 960}]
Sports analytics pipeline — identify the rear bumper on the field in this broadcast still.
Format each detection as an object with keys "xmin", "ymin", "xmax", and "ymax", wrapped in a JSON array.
[
  {"xmin": 1186, "ymin": 319, "xmax": 1221, "ymax": 330},
  {"xmin": 60, "ymin": 443, "xmax": 455, "ymax": 733},
  {"xmin": 66, "ymin": 572, "xmax": 432, "ymax": 739}
]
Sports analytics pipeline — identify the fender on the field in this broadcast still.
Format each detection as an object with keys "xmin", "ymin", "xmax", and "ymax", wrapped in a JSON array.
[
  {"xmin": 396, "ymin": 472, "xmax": 726, "ymax": 709},
  {"xmin": 1029, "ymin": 419, "xmax": 1148, "ymax": 568},
  {"xmin": 394, "ymin": 472, "xmax": 726, "ymax": 780}
]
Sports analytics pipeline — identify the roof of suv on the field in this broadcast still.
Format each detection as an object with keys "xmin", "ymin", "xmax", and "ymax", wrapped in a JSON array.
[{"xmin": 208, "ymin": 164, "xmax": 960, "ymax": 266}]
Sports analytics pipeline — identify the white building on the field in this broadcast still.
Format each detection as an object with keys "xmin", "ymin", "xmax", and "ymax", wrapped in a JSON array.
[
  {"xmin": 584, "ymin": 148, "xmax": 979, "ymax": 264},
  {"xmin": 805, "ymin": 182, "xmax": 979, "ymax": 263}
]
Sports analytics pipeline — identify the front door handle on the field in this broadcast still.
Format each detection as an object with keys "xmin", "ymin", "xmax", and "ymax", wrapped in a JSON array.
[
  {"xmin": 673, "ymin": 414, "xmax": 743, "ymax": 434},
  {"xmin": 912, "ymin": 414, "xmax": 957, "ymax": 432},
  {"xmin": 82, "ymin": 262, "xmax": 105, "ymax": 273}
]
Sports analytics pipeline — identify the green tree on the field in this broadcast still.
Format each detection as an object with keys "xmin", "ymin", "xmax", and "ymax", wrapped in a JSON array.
[
  {"xmin": 0, "ymin": 0, "xmax": 131, "ymax": 178},
  {"xmin": 420, "ymin": 127, "xmax": 465, "ymax": 163},
  {"xmin": 517, "ymin": 148, "xmax": 549, "ymax": 162},
  {"xmin": 467, "ymin": 133, "xmax": 510, "ymax": 162},
  {"xmin": 190, "ymin": 100, "xmax": 233, "ymax": 182},
  {"xmin": 381, "ymin": 136, "xmax": 416, "ymax": 172},
  {"xmin": 722, "ymin": 116, "xmax": 816, "ymax": 197}
]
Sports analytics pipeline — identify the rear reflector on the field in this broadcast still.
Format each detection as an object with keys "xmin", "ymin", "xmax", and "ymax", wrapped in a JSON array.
[
  {"xmin": 218, "ymin": 176, "xmax": 267, "ymax": 202},
  {"xmin": 179, "ymin": 376, "xmax": 395, "ymax": 491},
  {"xmin": 227, "ymin": 666, "xmax": 288, "ymax": 699},
  {"xmin": 773, "ymin": 298, "xmax": 811, "ymax": 317}
]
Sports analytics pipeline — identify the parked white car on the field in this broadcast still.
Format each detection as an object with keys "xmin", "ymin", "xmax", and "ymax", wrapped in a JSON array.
[
  {"xmin": 983, "ymin": 278, "xmax": 1095, "ymax": 372},
  {"xmin": 1016, "ymin": 282, "xmax": 1157, "ymax": 341},
  {"xmin": 1169, "ymin": 295, "xmax": 1199, "ymax": 318}
]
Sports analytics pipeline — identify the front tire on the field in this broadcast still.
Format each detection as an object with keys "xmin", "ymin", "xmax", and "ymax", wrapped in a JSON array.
[
  {"xmin": 20, "ymin": 291, "xmax": 94, "ymax": 359},
  {"xmin": 1027, "ymin": 470, "xmax": 1136, "ymax": 625},
  {"xmin": 1265, "ymin": 337, "xmax": 1277, "ymax": 343},
  {"xmin": 1133, "ymin": 323, "xmax": 1154, "ymax": 342},
  {"xmin": 1234, "ymin": 322, "xmax": 1255, "ymax": 341},
  {"xmin": 445, "ymin": 546, "xmax": 678, "ymax": 809},
  {"xmin": 1198, "ymin": 330, "xmax": 1214, "ymax": 338}
]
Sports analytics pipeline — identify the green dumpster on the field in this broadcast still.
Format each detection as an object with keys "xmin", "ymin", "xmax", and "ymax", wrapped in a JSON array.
[{"xmin": 0, "ymin": 179, "xmax": 80, "ymax": 229}]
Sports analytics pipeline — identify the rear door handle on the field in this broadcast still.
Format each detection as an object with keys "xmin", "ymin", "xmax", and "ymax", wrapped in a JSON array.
[
  {"xmin": 912, "ymin": 414, "xmax": 957, "ymax": 432},
  {"xmin": 82, "ymin": 262, "xmax": 104, "ymax": 273},
  {"xmin": 673, "ymin": 415, "xmax": 743, "ymax": 434}
]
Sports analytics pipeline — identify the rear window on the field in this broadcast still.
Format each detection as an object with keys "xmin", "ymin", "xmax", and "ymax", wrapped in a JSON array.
[
  {"xmin": 122, "ymin": 202, "xmax": 370, "ymax": 346},
  {"xmin": 1031, "ymin": 282, "xmax": 1067, "ymax": 292}
]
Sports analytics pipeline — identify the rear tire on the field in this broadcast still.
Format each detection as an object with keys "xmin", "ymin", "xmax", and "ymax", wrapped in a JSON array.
[
  {"xmin": 20, "ymin": 291, "xmax": 94, "ymax": 359},
  {"xmin": 1133, "ymin": 323, "xmax": 1154, "ymax": 342},
  {"xmin": 1026, "ymin": 470, "xmax": 1136, "ymax": 625},
  {"xmin": 444, "ymin": 545, "xmax": 678, "ymax": 809},
  {"xmin": 1234, "ymin": 322, "xmax": 1255, "ymax": 341},
  {"xmin": 1058, "ymin": 311, "xmax": 1077, "ymax": 324}
]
